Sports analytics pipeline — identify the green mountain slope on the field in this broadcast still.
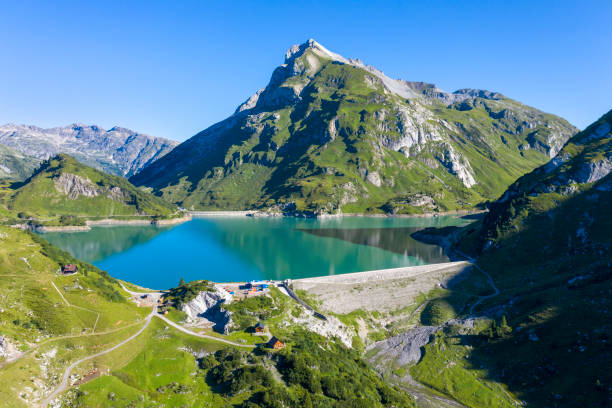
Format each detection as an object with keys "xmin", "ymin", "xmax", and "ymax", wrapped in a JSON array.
[
  {"xmin": 131, "ymin": 39, "xmax": 577, "ymax": 215},
  {"xmin": 409, "ymin": 109, "xmax": 612, "ymax": 407},
  {"xmin": 0, "ymin": 144, "xmax": 40, "ymax": 181},
  {"xmin": 2, "ymin": 154, "xmax": 178, "ymax": 225},
  {"xmin": 0, "ymin": 226, "xmax": 150, "ymax": 407}
]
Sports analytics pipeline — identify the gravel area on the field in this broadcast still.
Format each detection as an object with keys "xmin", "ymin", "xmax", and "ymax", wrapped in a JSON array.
[{"xmin": 291, "ymin": 261, "xmax": 472, "ymax": 314}]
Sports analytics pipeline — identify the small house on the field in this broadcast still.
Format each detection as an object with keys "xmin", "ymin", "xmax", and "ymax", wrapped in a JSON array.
[
  {"xmin": 61, "ymin": 264, "xmax": 78, "ymax": 275},
  {"xmin": 254, "ymin": 323, "xmax": 265, "ymax": 333},
  {"xmin": 268, "ymin": 336, "xmax": 285, "ymax": 350}
]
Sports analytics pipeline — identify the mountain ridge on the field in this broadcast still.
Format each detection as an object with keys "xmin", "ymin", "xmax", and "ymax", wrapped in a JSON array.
[
  {"xmin": 0, "ymin": 123, "xmax": 178, "ymax": 178},
  {"xmin": 132, "ymin": 39, "xmax": 577, "ymax": 215},
  {"xmin": 410, "ymin": 108, "xmax": 612, "ymax": 407}
]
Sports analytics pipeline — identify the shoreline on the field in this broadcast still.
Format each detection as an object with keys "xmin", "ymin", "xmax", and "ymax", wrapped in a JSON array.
[
  {"xmin": 14, "ymin": 214, "xmax": 193, "ymax": 233},
  {"xmin": 17, "ymin": 208, "xmax": 486, "ymax": 232},
  {"xmin": 190, "ymin": 208, "xmax": 486, "ymax": 219}
]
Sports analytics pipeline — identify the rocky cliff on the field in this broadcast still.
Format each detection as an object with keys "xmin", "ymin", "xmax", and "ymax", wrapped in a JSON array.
[
  {"xmin": 131, "ymin": 39, "xmax": 577, "ymax": 214},
  {"xmin": 0, "ymin": 123, "xmax": 177, "ymax": 177},
  {"xmin": 181, "ymin": 286, "xmax": 233, "ymax": 334}
]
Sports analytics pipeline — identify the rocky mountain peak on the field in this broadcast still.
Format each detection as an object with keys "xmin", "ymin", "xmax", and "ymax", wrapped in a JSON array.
[
  {"xmin": 0, "ymin": 123, "xmax": 178, "ymax": 177},
  {"xmin": 134, "ymin": 40, "xmax": 577, "ymax": 215},
  {"xmin": 284, "ymin": 38, "xmax": 348, "ymax": 65}
]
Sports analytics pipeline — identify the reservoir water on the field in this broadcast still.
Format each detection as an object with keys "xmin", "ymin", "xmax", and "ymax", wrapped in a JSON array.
[{"xmin": 42, "ymin": 215, "xmax": 471, "ymax": 289}]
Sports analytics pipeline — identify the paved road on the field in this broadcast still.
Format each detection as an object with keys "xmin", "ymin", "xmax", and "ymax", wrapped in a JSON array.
[{"xmin": 41, "ymin": 310, "xmax": 155, "ymax": 408}]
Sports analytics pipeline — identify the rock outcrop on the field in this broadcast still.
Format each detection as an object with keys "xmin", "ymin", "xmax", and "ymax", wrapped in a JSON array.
[
  {"xmin": 366, "ymin": 326, "xmax": 440, "ymax": 365},
  {"xmin": 181, "ymin": 286, "xmax": 233, "ymax": 334}
]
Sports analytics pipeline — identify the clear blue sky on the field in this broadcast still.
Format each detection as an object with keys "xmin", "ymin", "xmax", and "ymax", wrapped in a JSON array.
[{"xmin": 1, "ymin": 1, "xmax": 610, "ymax": 141}]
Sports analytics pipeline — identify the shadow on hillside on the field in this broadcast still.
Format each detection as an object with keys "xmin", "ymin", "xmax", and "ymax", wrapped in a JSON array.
[{"xmin": 410, "ymin": 181, "xmax": 612, "ymax": 407}]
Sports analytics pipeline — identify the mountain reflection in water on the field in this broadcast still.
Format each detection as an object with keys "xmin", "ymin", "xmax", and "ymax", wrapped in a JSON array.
[
  {"xmin": 39, "ymin": 216, "xmax": 469, "ymax": 289},
  {"xmin": 41, "ymin": 225, "xmax": 171, "ymax": 263},
  {"xmin": 298, "ymin": 227, "xmax": 449, "ymax": 264}
]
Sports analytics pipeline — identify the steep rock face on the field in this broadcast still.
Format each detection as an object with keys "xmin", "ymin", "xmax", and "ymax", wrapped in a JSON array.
[
  {"xmin": 132, "ymin": 39, "xmax": 577, "ymax": 214},
  {"xmin": 54, "ymin": 173, "xmax": 100, "ymax": 199},
  {"xmin": 181, "ymin": 286, "xmax": 233, "ymax": 334},
  {"xmin": 53, "ymin": 172, "xmax": 127, "ymax": 201},
  {"xmin": 0, "ymin": 123, "xmax": 178, "ymax": 177}
]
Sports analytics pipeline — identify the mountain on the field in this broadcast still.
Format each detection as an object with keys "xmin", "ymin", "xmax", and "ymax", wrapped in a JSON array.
[
  {"xmin": 0, "ymin": 144, "xmax": 40, "ymax": 181},
  {"xmin": 405, "ymin": 110, "xmax": 612, "ymax": 407},
  {"xmin": 3, "ymin": 154, "xmax": 178, "ymax": 224},
  {"xmin": 471, "ymin": 108, "xmax": 612, "ymax": 251},
  {"xmin": 0, "ymin": 123, "xmax": 178, "ymax": 177},
  {"xmin": 131, "ymin": 39, "xmax": 577, "ymax": 214}
]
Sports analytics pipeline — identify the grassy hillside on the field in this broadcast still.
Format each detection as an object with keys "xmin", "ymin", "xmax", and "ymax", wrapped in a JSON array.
[
  {"xmin": 0, "ymin": 226, "xmax": 151, "ymax": 407},
  {"xmin": 406, "ymin": 109, "xmax": 612, "ymax": 407},
  {"xmin": 0, "ymin": 144, "xmax": 39, "ymax": 181},
  {"xmin": 1, "ymin": 154, "xmax": 179, "ymax": 226},
  {"xmin": 132, "ymin": 41, "xmax": 576, "ymax": 215},
  {"xmin": 0, "ymin": 227, "xmax": 416, "ymax": 407},
  {"xmin": 65, "ymin": 286, "xmax": 415, "ymax": 408}
]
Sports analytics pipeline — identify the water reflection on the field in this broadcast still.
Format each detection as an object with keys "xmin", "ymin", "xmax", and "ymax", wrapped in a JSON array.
[
  {"xmin": 298, "ymin": 227, "xmax": 449, "ymax": 264},
  {"xmin": 41, "ymin": 225, "xmax": 171, "ymax": 263},
  {"xmin": 40, "ymin": 216, "xmax": 469, "ymax": 289}
]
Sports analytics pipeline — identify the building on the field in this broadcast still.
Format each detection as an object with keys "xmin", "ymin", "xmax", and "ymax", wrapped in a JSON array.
[
  {"xmin": 268, "ymin": 336, "xmax": 285, "ymax": 350},
  {"xmin": 61, "ymin": 264, "xmax": 78, "ymax": 275},
  {"xmin": 254, "ymin": 323, "xmax": 265, "ymax": 333}
]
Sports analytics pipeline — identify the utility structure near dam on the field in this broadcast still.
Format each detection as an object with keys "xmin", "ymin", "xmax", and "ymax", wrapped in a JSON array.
[{"xmin": 282, "ymin": 280, "xmax": 327, "ymax": 320}]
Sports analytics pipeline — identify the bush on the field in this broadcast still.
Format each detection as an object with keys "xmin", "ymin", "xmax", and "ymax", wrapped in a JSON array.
[{"xmin": 420, "ymin": 298, "xmax": 456, "ymax": 325}]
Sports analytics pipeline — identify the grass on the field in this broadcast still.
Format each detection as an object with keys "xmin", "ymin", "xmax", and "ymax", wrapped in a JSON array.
[
  {"xmin": 0, "ymin": 323, "xmax": 145, "ymax": 407},
  {"xmin": 131, "ymin": 48, "xmax": 576, "ymax": 215},
  {"xmin": 410, "ymin": 331, "xmax": 517, "ymax": 408},
  {"xmin": 3, "ymin": 154, "xmax": 178, "ymax": 226},
  {"xmin": 64, "ymin": 318, "xmax": 229, "ymax": 407},
  {"xmin": 0, "ymin": 226, "xmax": 154, "ymax": 406},
  {"xmin": 408, "ymin": 110, "xmax": 612, "ymax": 407}
]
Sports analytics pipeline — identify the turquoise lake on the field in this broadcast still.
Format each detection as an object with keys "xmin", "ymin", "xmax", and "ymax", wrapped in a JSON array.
[{"xmin": 41, "ymin": 215, "xmax": 471, "ymax": 289}]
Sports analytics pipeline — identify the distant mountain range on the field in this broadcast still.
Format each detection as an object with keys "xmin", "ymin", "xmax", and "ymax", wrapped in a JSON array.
[
  {"xmin": 0, "ymin": 123, "xmax": 178, "ymax": 178},
  {"xmin": 131, "ymin": 39, "xmax": 578, "ymax": 215}
]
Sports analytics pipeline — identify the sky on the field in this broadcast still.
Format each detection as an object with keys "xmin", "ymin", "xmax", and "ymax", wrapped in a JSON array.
[{"xmin": 0, "ymin": 1, "xmax": 610, "ymax": 142}]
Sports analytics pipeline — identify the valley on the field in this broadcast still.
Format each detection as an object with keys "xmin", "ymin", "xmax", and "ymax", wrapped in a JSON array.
[{"xmin": 0, "ymin": 28, "xmax": 610, "ymax": 408}]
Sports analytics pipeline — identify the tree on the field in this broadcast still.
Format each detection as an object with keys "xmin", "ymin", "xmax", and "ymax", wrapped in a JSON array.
[
  {"xmin": 302, "ymin": 394, "xmax": 313, "ymax": 408},
  {"xmin": 179, "ymin": 277, "xmax": 185, "ymax": 286},
  {"xmin": 498, "ymin": 315, "xmax": 512, "ymax": 337}
]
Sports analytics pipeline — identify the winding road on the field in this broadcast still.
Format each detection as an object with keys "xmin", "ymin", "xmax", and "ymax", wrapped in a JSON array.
[
  {"xmin": 41, "ymin": 310, "xmax": 155, "ymax": 408},
  {"xmin": 155, "ymin": 314, "xmax": 256, "ymax": 348},
  {"xmin": 41, "ymin": 282, "xmax": 260, "ymax": 407},
  {"xmin": 452, "ymin": 250, "xmax": 500, "ymax": 315}
]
